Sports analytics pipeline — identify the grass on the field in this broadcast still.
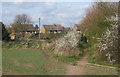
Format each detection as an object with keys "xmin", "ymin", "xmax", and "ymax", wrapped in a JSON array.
[
  {"xmin": 89, "ymin": 61, "xmax": 119, "ymax": 67},
  {"xmin": 87, "ymin": 43, "xmax": 120, "ymax": 67},
  {"xmin": 85, "ymin": 65, "xmax": 118, "ymax": 75},
  {"xmin": 3, "ymin": 48, "xmax": 66, "ymax": 75},
  {"xmin": 52, "ymin": 54, "xmax": 83, "ymax": 63}
]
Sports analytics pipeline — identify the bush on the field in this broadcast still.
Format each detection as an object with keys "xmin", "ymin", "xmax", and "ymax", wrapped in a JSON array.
[
  {"xmin": 1, "ymin": 22, "xmax": 10, "ymax": 41},
  {"xmin": 54, "ymin": 31, "xmax": 82, "ymax": 56},
  {"xmin": 97, "ymin": 15, "xmax": 119, "ymax": 64},
  {"xmin": 2, "ymin": 39, "xmax": 42, "ymax": 49},
  {"xmin": 53, "ymin": 54, "xmax": 83, "ymax": 62}
]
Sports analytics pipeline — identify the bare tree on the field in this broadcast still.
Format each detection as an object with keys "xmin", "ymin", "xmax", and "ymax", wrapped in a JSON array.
[
  {"xmin": 12, "ymin": 13, "xmax": 33, "ymax": 33},
  {"xmin": 14, "ymin": 13, "xmax": 31, "ymax": 24}
]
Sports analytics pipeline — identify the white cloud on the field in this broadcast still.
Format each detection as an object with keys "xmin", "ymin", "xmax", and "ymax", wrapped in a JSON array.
[
  {"xmin": 44, "ymin": 2, "xmax": 55, "ymax": 9},
  {"xmin": 3, "ymin": 10, "xmax": 11, "ymax": 14},
  {"xmin": 2, "ymin": 2, "xmax": 92, "ymax": 27},
  {"xmin": 56, "ymin": 13, "xmax": 68, "ymax": 18}
]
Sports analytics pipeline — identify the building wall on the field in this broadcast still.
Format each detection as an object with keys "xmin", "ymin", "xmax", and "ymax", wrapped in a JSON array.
[
  {"xmin": 73, "ymin": 26, "xmax": 77, "ymax": 32},
  {"xmin": 41, "ymin": 26, "xmax": 46, "ymax": 33}
]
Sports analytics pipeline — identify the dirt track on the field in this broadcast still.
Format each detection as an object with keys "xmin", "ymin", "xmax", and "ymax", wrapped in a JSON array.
[
  {"xmin": 65, "ymin": 49, "xmax": 118, "ymax": 75},
  {"xmin": 66, "ymin": 49, "xmax": 88, "ymax": 75}
]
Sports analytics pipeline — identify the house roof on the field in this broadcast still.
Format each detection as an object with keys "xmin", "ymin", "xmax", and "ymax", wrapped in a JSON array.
[
  {"xmin": 43, "ymin": 24, "xmax": 64, "ymax": 31},
  {"xmin": 12, "ymin": 24, "xmax": 35, "ymax": 32},
  {"xmin": 25, "ymin": 24, "xmax": 35, "ymax": 31},
  {"xmin": 64, "ymin": 27, "xmax": 71, "ymax": 31}
]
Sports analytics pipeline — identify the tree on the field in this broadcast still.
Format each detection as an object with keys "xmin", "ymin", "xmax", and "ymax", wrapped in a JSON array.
[
  {"xmin": 78, "ymin": 2, "xmax": 118, "ymax": 64},
  {"xmin": 98, "ymin": 15, "xmax": 119, "ymax": 64},
  {"xmin": 80, "ymin": 2, "xmax": 118, "ymax": 33},
  {"xmin": 14, "ymin": 13, "xmax": 31, "ymax": 24},
  {"xmin": 12, "ymin": 13, "xmax": 33, "ymax": 33},
  {"xmin": 54, "ymin": 31, "xmax": 82, "ymax": 56},
  {"xmin": 0, "ymin": 22, "xmax": 10, "ymax": 41}
]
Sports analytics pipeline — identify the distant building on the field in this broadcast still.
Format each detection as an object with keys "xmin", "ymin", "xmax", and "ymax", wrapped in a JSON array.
[
  {"xmin": 41, "ymin": 24, "xmax": 64, "ymax": 33},
  {"xmin": 73, "ymin": 24, "xmax": 81, "ymax": 32},
  {"xmin": 64, "ymin": 27, "xmax": 71, "ymax": 32},
  {"xmin": 12, "ymin": 24, "xmax": 35, "ymax": 33},
  {"xmin": 10, "ymin": 33, "xmax": 15, "ymax": 40},
  {"xmin": 10, "ymin": 24, "xmax": 36, "ymax": 40}
]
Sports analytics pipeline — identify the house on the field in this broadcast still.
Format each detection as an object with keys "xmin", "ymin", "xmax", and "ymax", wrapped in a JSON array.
[
  {"xmin": 41, "ymin": 24, "xmax": 64, "ymax": 33},
  {"xmin": 9, "ymin": 24, "xmax": 36, "ymax": 40},
  {"xmin": 12, "ymin": 24, "xmax": 35, "ymax": 33},
  {"xmin": 64, "ymin": 27, "xmax": 71, "ymax": 32},
  {"xmin": 10, "ymin": 33, "xmax": 15, "ymax": 40},
  {"xmin": 73, "ymin": 24, "xmax": 81, "ymax": 32}
]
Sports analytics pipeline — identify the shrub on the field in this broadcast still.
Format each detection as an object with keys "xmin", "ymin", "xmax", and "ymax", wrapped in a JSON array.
[
  {"xmin": 1, "ymin": 22, "xmax": 10, "ymax": 41},
  {"xmin": 97, "ymin": 15, "xmax": 119, "ymax": 64},
  {"xmin": 54, "ymin": 31, "xmax": 82, "ymax": 56}
]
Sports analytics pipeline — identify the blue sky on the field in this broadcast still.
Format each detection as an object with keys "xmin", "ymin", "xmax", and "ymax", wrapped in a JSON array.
[{"xmin": 2, "ymin": 2, "xmax": 93, "ymax": 27}]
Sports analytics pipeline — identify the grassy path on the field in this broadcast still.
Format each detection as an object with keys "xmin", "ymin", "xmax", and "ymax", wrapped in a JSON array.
[{"xmin": 65, "ymin": 49, "xmax": 118, "ymax": 75}]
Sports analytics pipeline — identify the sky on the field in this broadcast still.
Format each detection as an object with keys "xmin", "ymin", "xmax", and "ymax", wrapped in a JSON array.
[
  {"xmin": 0, "ymin": 0, "xmax": 119, "ymax": 27},
  {"xmin": 1, "ymin": 2, "xmax": 94, "ymax": 27}
]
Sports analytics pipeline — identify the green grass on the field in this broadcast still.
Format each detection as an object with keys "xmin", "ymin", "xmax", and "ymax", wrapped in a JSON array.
[
  {"xmin": 52, "ymin": 54, "xmax": 83, "ymax": 63},
  {"xmin": 3, "ymin": 48, "xmax": 65, "ymax": 75},
  {"xmin": 85, "ymin": 65, "xmax": 118, "ymax": 75},
  {"xmin": 88, "ymin": 60, "xmax": 120, "ymax": 67},
  {"xmin": 87, "ymin": 44, "xmax": 119, "ymax": 67}
]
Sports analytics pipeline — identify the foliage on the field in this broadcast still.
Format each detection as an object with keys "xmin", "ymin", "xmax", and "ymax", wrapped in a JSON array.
[
  {"xmin": 97, "ymin": 15, "xmax": 119, "ymax": 64},
  {"xmin": 79, "ymin": 41, "xmax": 87, "ymax": 52},
  {"xmin": 1, "ymin": 22, "xmax": 10, "ymax": 41},
  {"xmin": 53, "ymin": 53, "xmax": 83, "ymax": 62},
  {"xmin": 12, "ymin": 13, "xmax": 34, "ymax": 33},
  {"xmin": 14, "ymin": 13, "xmax": 31, "ymax": 24},
  {"xmin": 80, "ymin": 2, "xmax": 118, "ymax": 38},
  {"xmin": 79, "ymin": 2, "xmax": 118, "ymax": 65},
  {"xmin": 40, "ymin": 32, "xmax": 67, "ymax": 41},
  {"xmin": 54, "ymin": 31, "xmax": 82, "ymax": 56},
  {"xmin": 2, "ymin": 39, "xmax": 42, "ymax": 49}
]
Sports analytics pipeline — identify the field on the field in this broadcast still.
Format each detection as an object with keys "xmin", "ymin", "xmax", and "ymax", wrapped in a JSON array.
[
  {"xmin": 3, "ymin": 48, "xmax": 66, "ymax": 75},
  {"xmin": 2, "ymin": 41, "xmax": 118, "ymax": 75}
]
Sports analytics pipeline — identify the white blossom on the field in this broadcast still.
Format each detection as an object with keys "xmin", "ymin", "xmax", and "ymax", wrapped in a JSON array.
[{"xmin": 98, "ymin": 15, "xmax": 118, "ymax": 64}]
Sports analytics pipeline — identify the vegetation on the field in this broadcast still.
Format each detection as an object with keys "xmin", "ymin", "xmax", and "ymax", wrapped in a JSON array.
[
  {"xmin": 54, "ymin": 31, "xmax": 82, "ymax": 56},
  {"xmin": 80, "ymin": 2, "xmax": 119, "ymax": 66},
  {"xmin": 2, "ymin": 2, "xmax": 119, "ymax": 75},
  {"xmin": 97, "ymin": 15, "xmax": 119, "ymax": 64},
  {"xmin": 1, "ymin": 22, "xmax": 10, "ymax": 41},
  {"xmin": 2, "ymin": 39, "xmax": 42, "ymax": 49},
  {"xmin": 53, "ymin": 53, "xmax": 83, "ymax": 62},
  {"xmin": 14, "ymin": 13, "xmax": 31, "ymax": 24},
  {"xmin": 40, "ymin": 32, "xmax": 67, "ymax": 41},
  {"xmin": 85, "ymin": 65, "xmax": 118, "ymax": 75},
  {"xmin": 3, "ymin": 48, "xmax": 65, "ymax": 75}
]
